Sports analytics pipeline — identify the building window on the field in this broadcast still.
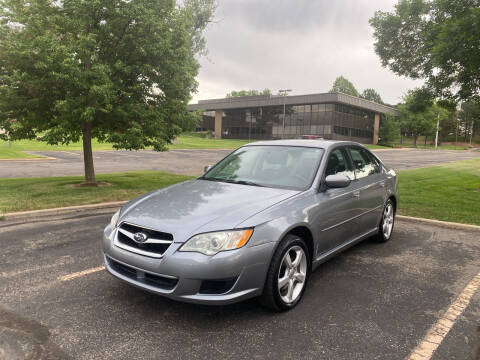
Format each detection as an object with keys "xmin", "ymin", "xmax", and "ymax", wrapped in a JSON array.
[
  {"xmin": 334, "ymin": 126, "xmax": 372, "ymax": 138},
  {"xmin": 217, "ymin": 102, "xmax": 376, "ymax": 141}
]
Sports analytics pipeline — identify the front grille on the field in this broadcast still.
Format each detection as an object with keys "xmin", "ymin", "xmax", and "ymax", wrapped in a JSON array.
[
  {"xmin": 107, "ymin": 257, "xmax": 178, "ymax": 291},
  {"xmin": 120, "ymin": 222, "xmax": 173, "ymax": 241},
  {"xmin": 114, "ymin": 222, "xmax": 173, "ymax": 258}
]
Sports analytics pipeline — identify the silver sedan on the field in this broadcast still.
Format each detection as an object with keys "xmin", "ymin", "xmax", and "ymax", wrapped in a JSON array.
[{"xmin": 102, "ymin": 140, "xmax": 397, "ymax": 311}]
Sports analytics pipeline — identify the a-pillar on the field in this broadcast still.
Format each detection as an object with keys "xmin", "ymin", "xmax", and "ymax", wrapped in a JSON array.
[
  {"xmin": 373, "ymin": 113, "xmax": 380, "ymax": 145},
  {"xmin": 214, "ymin": 110, "xmax": 223, "ymax": 139}
]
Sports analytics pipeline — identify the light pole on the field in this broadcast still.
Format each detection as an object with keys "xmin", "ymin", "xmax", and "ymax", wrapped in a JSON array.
[
  {"xmin": 469, "ymin": 120, "xmax": 474, "ymax": 146},
  {"xmin": 455, "ymin": 116, "xmax": 458, "ymax": 149},
  {"xmin": 279, "ymin": 89, "xmax": 292, "ymax": 138}
]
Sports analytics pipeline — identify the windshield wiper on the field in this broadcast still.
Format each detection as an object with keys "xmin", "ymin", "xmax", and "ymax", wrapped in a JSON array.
[
  {"xmin": 200, "ymin": 177, "xmax": 226, "ymax": 182},
  {"xmin": 231, "ymin": 180, "xmax": 264, "ymax": 187},
  {"xmin": 201, "ymin": 177, "xmax": 264, "ymax": 187}
]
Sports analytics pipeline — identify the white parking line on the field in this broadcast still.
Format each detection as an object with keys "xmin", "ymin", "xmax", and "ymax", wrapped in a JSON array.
[
  {"xmin": 59, "ymin": 266, "xmax": 104, "ymax": 281},
  {"xmin": 406, "ymin": 271, "xmax": 480, "ymax": 360}
]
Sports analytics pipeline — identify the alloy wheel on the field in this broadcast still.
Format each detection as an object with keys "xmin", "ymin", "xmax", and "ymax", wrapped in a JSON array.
[
  {"xmin": 277, "ymin": 245, "xmax": 307, "ymax": 304},
  {"xmin": 382, "ymin": 203, "xmax": 394, "ymax": 239}
]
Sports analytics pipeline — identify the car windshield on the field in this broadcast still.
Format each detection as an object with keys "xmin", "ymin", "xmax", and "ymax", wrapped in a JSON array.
[{"xmin": 201, "ymin": 145, "xmax": 324, "ymax": 190}]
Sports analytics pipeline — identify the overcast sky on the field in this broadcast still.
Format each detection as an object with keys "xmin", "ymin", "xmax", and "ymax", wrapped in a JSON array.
[{"xmin": 191, "ymin": 0, "xmax": 422, "ymax": 105}]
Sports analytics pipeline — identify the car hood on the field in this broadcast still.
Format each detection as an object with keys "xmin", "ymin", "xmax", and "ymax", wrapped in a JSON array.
[{"xmin": 119, "ymin": 179, "xmax": 299, "ymax": 242}]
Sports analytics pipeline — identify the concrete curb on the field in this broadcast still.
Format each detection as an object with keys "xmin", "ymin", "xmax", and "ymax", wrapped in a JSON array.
[
  {"xmin": 0, "ymin": 156, "xmax": 56, "ymax": 162},
  {"xmin": 370, "ymin": 148, "xmax": 405, "ymax": 152},
  {"xmin": 2, "ymin": 201, "xmax": 126, "ymax": 221},
  {"xmin": 397, "ymin": 215, "xmax": 480, "ymax": 231}
]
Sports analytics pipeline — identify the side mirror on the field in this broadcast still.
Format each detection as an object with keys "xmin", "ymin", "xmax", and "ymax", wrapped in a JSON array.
[
  {"xmin": 325, "ymin": 174, "xmax": 351, "ymax": 188},
  {"xmin": 204, "ymin": 165, "xmax": 212, "ymax": 173}
]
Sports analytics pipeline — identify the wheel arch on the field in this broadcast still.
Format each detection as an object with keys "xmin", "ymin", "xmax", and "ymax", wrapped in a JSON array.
[
  {"xmin": 388, "ymin": 194, "xmax": 397, "ymax": 212},
  {"xmin": 285, "ymin": 226, "xmax": 314, "ymax": 263}
]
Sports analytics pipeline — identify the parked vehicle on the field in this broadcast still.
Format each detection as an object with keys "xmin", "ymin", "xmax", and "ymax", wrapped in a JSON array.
[
  {"xmin": 295, "ymin": 135, "xmax": 324, "ymax": 140},
  {"xmin": 102, "ymin": 140, "xmax": 397, "ymax": 311}
]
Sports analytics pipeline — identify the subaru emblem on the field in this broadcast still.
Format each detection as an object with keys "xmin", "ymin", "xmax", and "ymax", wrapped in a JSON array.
[{"xmin": 133, "ymin": 232, "xmax": 148, "ymax": 243}]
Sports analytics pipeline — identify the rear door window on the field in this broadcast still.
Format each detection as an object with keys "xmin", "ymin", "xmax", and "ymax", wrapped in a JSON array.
[{"xmin": 348, "ymin": 147, "xmax": 379, "ymax": 179}]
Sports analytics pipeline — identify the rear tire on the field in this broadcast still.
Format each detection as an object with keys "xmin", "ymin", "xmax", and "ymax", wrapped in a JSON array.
[
  {"xmin": 376, "ymin": 199, "xmax": 395, "ymax": 242},
  {"xmin": 260, "ymin": 234, "xmax": 310, "ymax": 312}
]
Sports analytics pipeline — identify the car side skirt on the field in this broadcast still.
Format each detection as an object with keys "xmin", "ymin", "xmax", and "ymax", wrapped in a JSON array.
[{"xmin": 312, "ymin": 227, "xmax": 378, "ymax": 271}]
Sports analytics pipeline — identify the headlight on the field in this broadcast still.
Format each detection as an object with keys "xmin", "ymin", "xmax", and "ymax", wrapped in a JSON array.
[
  {"xmin": 110, "ymin": 210, "xmax": 120, "ymax": 229},
  {"xmin": 179, "ymin": 229, "xmax": 253, "ymax": 256}
]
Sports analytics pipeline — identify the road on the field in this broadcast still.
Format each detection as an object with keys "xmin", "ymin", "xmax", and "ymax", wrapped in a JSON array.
[
  {"xmin": 1, "ymin": 148, "xmax": 479, "ymax": 178},
  {"xmin": 1, "ymin": 213, "xmax": 479, "ymax": 359}
]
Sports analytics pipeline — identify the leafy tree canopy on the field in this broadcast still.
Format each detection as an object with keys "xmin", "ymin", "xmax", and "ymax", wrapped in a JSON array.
[
  {"xmin": 370, "ymin": 0, "xmax": 480, "ymax": 100},
  {"xmin": 399, "ymin": 87, "xmax": 451, "ymax": 144},
  {"xmin": 459, "ymin": 100, "xmax": 480, "ymax": 139},
  {"xmin": 403, "ymin": 87, "xmax": 434, "ymax": 113},
  {"xmin": 329, "ymin": 76, "xmax": 386, "ymax": 104},
  {"xmin": 226, "ymin": 89, "xmax": 271, "ymax": 97},
  {"xmin": 460, "ymin": 100, "xmax": 480, "ymax": 120},
  {"xmin": 329, "ymin": 76, "xmax": 359, "ymax": 97},
  {"xmin": 361, "ymin": 88, "xmax": 383, "ymax": 104},
  {"xmin": 0, "ymin": 0, "xmax": 215, "ymax": 183},
  {"xmin": 379, "ymin": 114, "xmax": 400, "ymax": 145}
]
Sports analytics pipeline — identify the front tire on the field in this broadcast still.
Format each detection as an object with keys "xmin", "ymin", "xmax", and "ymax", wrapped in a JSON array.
[
  {"xmin": 376, "ymin": 199, "xmax": 395, "ymax": 242},
  {"xmin": 260, "ymin": 234, "xmax": 310, "ymax": 312}
]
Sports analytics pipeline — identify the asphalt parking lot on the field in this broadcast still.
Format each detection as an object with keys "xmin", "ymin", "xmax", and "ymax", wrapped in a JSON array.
[
  {"xmin": 0, "ymin": 149, "xmax": 232, "ymax": 178},
  {"xmin": 1, "ymin": 148, "xmax": 479, "ymax": 178},
  {"xmin": 1, "ymin": 213, "xmax": 479, "ymax": 359}
]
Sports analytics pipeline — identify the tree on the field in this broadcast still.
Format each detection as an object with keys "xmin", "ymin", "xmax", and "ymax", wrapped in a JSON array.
[
  {"xmin": 458, "ymin": 100, "xmax": 480, "ymax": 141},
  {"xmin": 226, "ymin": 89, "xmax": 271, "ymax": 97},
  {"xmin": 361, "ymin": 88, "xmax": 383, "ymax": 104},
  {"xmin": 329, "ymin": 76, "xmax": 359, "ymax": 97},
  {"xmin": 436, "ymin": 99, "xmax": 458, "ymax": 141},
  {"xmin": 379, "ymin": 114, "xmax": 400, "ymax": 145},
  {"xmin": 399, "ymin": 88, "xmax": 435, "ymax": 146},
  {"xmin": 370, "ymin": 0, "xmax": 480, "ymax": 100},
  {"xmin": 399, "ymin": 88, "xmax": 450, "ymax": 146},
  {"xmin": 328, "ymin": 76, "xmax": 386, "ymax": 103},
  {"xmin": 0, "ymin": 0, "xmax": 215, "ymax": 184}
]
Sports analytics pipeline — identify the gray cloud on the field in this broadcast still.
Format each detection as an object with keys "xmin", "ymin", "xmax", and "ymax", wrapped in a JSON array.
[
  {"xmin": 192, "ymin": 0, "xmax": 422, "ymax": 105},
  {"xmin": 222, "ymin": 0, "xmax": 369, "ymax": 34}
]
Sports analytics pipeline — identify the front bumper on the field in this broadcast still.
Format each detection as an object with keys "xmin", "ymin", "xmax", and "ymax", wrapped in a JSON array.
[{"xmin": 102, "ymin": 226, "xmax": 276, "ymax": 305}]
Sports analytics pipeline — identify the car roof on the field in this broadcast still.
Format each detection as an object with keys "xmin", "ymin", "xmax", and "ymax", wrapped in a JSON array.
[{"xmin": 243, "ymin": 139, "xmax": 365, "ymax": 150}]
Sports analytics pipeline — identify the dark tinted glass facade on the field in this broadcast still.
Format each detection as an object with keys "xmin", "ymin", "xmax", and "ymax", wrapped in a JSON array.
[
  {"xmin": 197, "ymin": 111, "xmax": 215, "ymax": 132},
  {"xmin": 202, "ymin": 103, "xmax": 375, "ymax": 143}
]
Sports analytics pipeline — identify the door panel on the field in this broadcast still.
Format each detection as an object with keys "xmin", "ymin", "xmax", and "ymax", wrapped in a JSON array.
[
  {"xmin": 312, "ymin": 147, "xmax": 360, "ymax": 256},
  {"xmin": 347, "ymin": 147, "xmax": 386, "ymax": 233},
  {"xmin": 353, "ymin": 175, "xmax": 384, "ymax": 231},
  {"xmin": 313, "ymin": 188, "xmax": 361, "ymax": 255}
]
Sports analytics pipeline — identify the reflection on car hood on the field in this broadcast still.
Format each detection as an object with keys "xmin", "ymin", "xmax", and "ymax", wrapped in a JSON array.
[{"xmin": 120, "ymin": 179, "xmax": 299, "ymax": 242}]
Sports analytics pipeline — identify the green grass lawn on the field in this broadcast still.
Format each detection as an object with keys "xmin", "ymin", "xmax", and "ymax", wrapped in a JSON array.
[
  {"xmin": 0, "ymin": 135, "xmax": 391, "ymax": 159},
  {"xmin": 0, "ymin": 136, "xmax": 250, "ymax": 158},
  {"xmin": 1, "ymin": 159, "xmax": 479, "ymax": 226},
  {"xmin": 169, "ymin": 135, "xmax": 251, "ymax": 149},
  {"xmin": 0, "ymin": 138, "xmax": 114, "ymax": 153},
  {"xmin": 0, "ymin": 171, "xmax": 193, "ymax": 213},
  {"xmin": 397, "ymin": 158, "xmax": 480, "ymax": 225},
  {"xmin": 0, "ymin": 148, "xmax": 42, "ymax": 159},
  {"xmin": 0, "ymin": 138, "xmax": 114, "ymax": 159}
]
